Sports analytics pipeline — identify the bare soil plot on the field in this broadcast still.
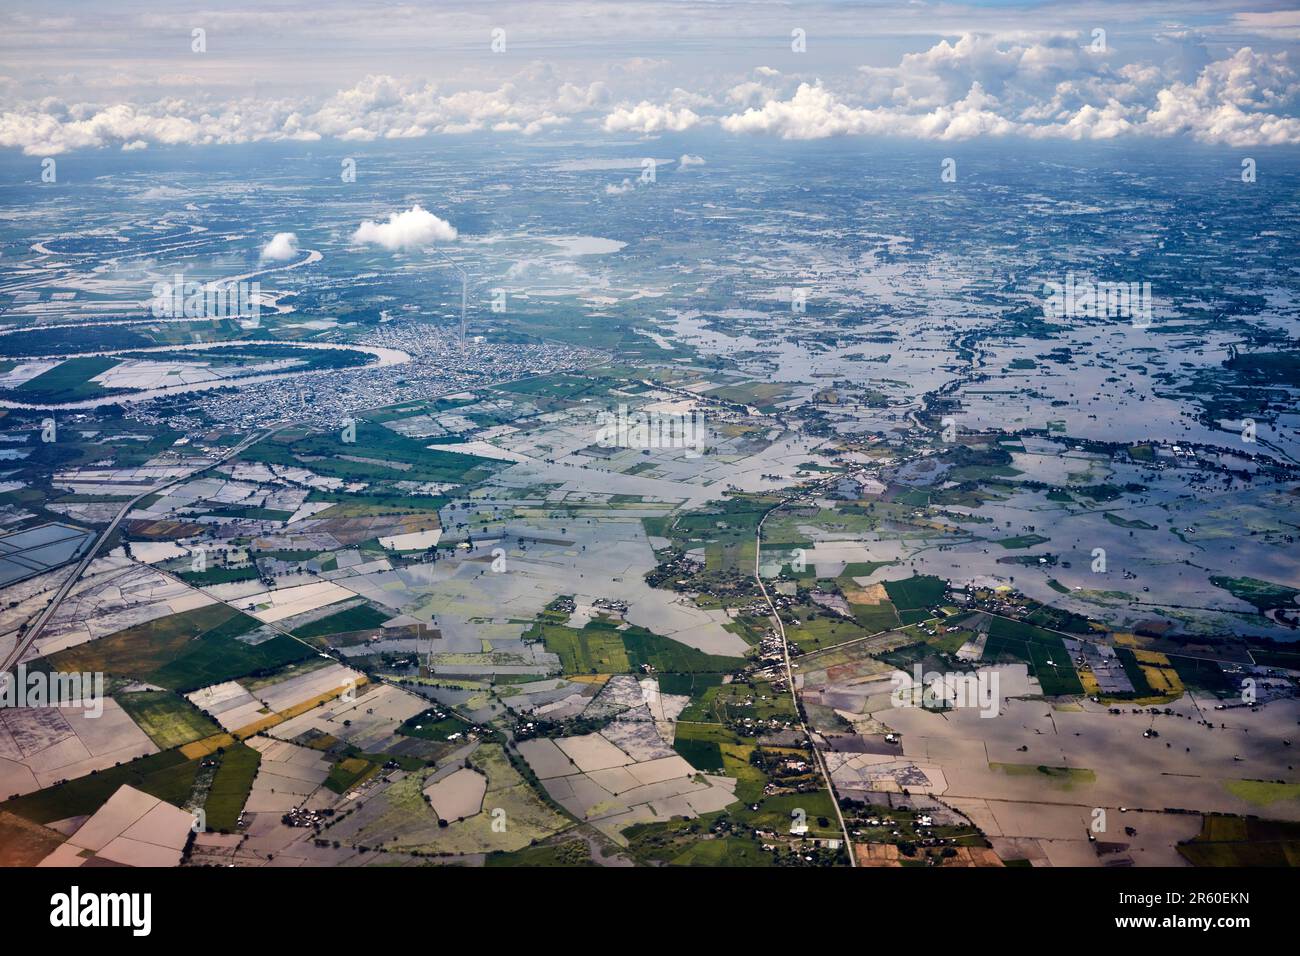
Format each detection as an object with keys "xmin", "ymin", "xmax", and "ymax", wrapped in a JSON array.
[
  {"xmin": 423, "ymin": 766, "xmax": 487, "ymax": 821},
  {"xmin": 38, "ymin": 784, "xmax": 191, "ymax": 867}
]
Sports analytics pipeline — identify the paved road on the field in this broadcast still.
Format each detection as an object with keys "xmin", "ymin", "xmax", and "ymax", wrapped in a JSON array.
[
  {"xmin": 753, "ymin": 470, "xmax": 858, "ymax": 866},
  {"xmin": 1, "ymin": 429, "xmax": 270, "ymax": 672}
]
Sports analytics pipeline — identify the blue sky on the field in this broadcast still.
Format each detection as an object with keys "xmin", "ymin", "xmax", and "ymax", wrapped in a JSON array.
[{"xmin": 2, "ymin": 1, "xmax": 1298, "ymax": 152}]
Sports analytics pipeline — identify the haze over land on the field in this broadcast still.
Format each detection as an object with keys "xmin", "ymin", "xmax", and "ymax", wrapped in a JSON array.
[{"xmin": 0, "ymin": 1, "xmax": 1297, "ymax": 871}]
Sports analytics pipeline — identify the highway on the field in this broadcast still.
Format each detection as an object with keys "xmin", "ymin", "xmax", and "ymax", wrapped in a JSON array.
[
  {"xmin": 753, "ymin": 469, "xmax": 858, "ymax": 866},
  {"xmin": 1, "ymin": 429, "xmax": 270, "ymax": 673}
]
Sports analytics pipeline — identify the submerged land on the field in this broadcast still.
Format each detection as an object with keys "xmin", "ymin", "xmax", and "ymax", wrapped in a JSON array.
[{"xmin": 0, "ymin": 138, "xmax": 1296, "ymax": 868}]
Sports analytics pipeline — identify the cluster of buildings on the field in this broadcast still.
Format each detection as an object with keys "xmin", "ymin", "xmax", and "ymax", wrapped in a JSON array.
[{"xmin": 129, "ymin": 321, "xmax": 600, "ymax": 431}]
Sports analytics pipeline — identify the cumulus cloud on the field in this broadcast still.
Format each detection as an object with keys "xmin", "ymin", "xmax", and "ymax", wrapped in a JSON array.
[
  {"xmin": 260, "ymin": 232, "xmax": 299, "ymax": 261},
  {"xmin": 604, "ymin": 178, "xmax": 636, "ymax": 195},
  {"xmin": 678, "ymin": 153, "xmax": 706, "ymax": 168},
  {"xmin": 351, "ymin": 205, "xmax": 457, "ymax": 251},
  {"xmin": 721, "ymin": 40, "xmax": 1300, "ymax": 144},
  {"xmin": 726, "ymin": 81, "xmax": 774, "ymax": 106},
  {"xmin": 602, "ymin": 101, "xmax": 700, "ymax": 133},
  {"xmin": 1, "ymin": 37, "xmax": 1298, "ymax": 152},
  {"xmin": 1143, "ymin": 48, "xmax": 1300, "ymax": 144}
]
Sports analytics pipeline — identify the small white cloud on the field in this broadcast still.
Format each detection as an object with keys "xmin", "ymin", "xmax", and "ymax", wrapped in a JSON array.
[
  {"xmin": 605, "ymin": 178, "xmax": 636, "ymax": 195},
  {"xmin": 351, "ymin": 204, "xmax": 457, "ymax": 251},
  {"xmin": 678, "ymin": 153, "xmax": 706, "ymax": 168},
  {"xmin": 602, "ymin": 101, "xmax": 700, "ymax": 133},
  {"xmin": 260, "ymin": 231, "xmax": 299, "ymax": 261}
]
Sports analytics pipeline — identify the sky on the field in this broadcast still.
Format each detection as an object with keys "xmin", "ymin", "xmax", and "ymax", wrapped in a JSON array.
[{"xmin": 2, "ymin": 0, "xmax": 1299, "ymax": 154}]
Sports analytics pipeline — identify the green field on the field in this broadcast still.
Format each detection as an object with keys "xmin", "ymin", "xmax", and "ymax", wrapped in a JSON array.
[
  {"xmin": 787, "ymin": 605, "xmax": 870, "ymax": 652},
  {"xmin": 115, "ymin": 691, "xmax": 222, "ymax": 749},
  {"xmin": 0, "ymin": 749, "xmax": 198, "ymax": 823},
  {"xmin": 883, "ymin": 575, "xmax": 947, "ymax": 613},
  {"xmin": 397, "ymin": 708, "xmax": 473, "ymax": 742},
  {"xmin": 484, "ymin": 839, "xmax": 594, "ymax": 867},
  {"xmin": 994, "ymin": 534, "xmax": 1050, "ymax": 549},
  {"xmin": 673, "ymin": 735, "xmax": 724, "ymax": 772},
  {"xmin": 622, "ymin": 814, "xmax": 775, "ymax": 867},
  {"xmin": 203, "ymin": 743, "xmax": 261, "ymax": 830},
  {"xmin": 1178, "ymin": 815, "xmax": 1300, "ymax": 866},
  {"xmin": 176, "ymin": 564, "xmax": 260, "ymax": 585},
  {"xmin": 1210, "ymin": 575, "xmax": 1300, "ymax": 613},
  {"xmin": 1102, "ymin": 512, "xmax": 1158, "ymax": 530},
  {"xmin": 531, "ymin": 618, "xmax": 744, "ymax": 676},
  {"xmin": 847, "ymin": 599, "xmax": 901, "ymax": 633},
  {"xmin": 244, "ymin": 421, "xmax": 500, "ymax": 487},
  {"xmin": 44, "ymin": 603, "xmax": 311, "ymax": 692},
  {"xmin": 292, "ymin": 604, "xmax": 392, "ymax": 640},
  {"xmin": 324, "ymin": 756, "xmax": 377, "ymax": 794},
  {"xmin": 12, "ymin": 356, "xmax": 119, "ymax": 402},
  {"xmin": 982, "ymin": 615, "xmax": 1084, "ymax": 696}
]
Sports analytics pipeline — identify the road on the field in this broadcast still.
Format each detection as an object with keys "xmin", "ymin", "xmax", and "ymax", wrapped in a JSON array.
[
  {"xmin": 1, "ymin": 428, "xmax": 271, "ymax": 672},
  {"xmin": 753, "ymin": 471, "xmax": 858, "ymax": 866}
]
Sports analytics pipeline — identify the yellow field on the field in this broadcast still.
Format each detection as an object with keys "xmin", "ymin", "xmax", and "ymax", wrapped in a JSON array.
[
  {"xmin": 181, "ymin": 732, "xmax": 236, "ymax": 759},
  {"xmin": 1113, "ymin": 632, "xmax": 1148, "ymax": 648},
  {"xmin": 1139, "ymin": 665, "xmax": 1183, "ymax": 695},
  {"xmin": 1077, "ymin": 669, "xmax": 1103, "ymax": 696},
  {"xmin": 230, "ymin": 677, "xmax": 370, "ymax": 739},
  {"xmin": 1134, "ymin": 649, "xmax": 1171, "ymax": 665}
]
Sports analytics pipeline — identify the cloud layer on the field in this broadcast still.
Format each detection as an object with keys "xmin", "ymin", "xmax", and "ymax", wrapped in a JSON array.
[{"xmin": 2, "ymin": 35, "xmax": 1298, "ymax": 153}]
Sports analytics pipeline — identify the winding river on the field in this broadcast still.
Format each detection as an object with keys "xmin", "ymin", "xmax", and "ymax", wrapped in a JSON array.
[{"xmin": 0, "ymin": 340, "xmax": 411, "ymax": 410}]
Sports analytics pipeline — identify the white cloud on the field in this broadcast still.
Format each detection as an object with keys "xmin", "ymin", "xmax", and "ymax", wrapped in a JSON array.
[
  {"xmin": 678, "ymin": 153, "xmax": 705, "ymax": 168},
  {"xmin": 721, "ymin": 41, "xmax": 1300, "ymax": 145},
  {"xmin": 260, "ymin": 232, "xmax": 299, "ymax": 261},
  {"xmin": 351, "ymin": 205, "xmax": 457, "ymax": 251},
  {"xmin": 602, "ymin": 101, "xmax": 700, "ymax": 133},
  {"xmin": 727, "ymin": 81, "xmax": 773, "ymax": 106},
  {"xmin": 1, "ymin": 35, "xmax": 1298, "ymax": 153},
  {"xmin": 604, "ymin": 178, "xmax": 636, "ymax": 195},
  {"xmin": 721, "ymin": 82, "xmax": 895, "ymax": 139},
  {"xmin": 1143, "ymin": 48, "xmax": 1300, "ymax": 145}
]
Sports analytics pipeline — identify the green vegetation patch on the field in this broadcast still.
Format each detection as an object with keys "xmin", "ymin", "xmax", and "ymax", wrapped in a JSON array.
[
  {"xmin": 883, "ymin": 575, "xmax": 947, "ymax": 613},
  {"xmin": 176, "ymin": 564, "xmax": 260, "ymax": 586},
  {"xmin": 983, "ymin": 615, "xmax": 1083, "ymax": 696},
  {"xmin": 43, "ymin": 603, "xmax": 311, "ymax": 692},
  {"xmin": 990, "ymin": 763, "xmax": 1096, "ymax": 790},
  {"xmin": 1224, "ymin": 780, "xmax": 1300, "ymax": 807},
  {"xmin": 244, "ymin": 421, "xmax": 500, "ymax": 488},
  {"xmin": 12, "ymin": 356, "xmax": 120, "ymax": 402},
  {"xmin": 1210, "ymin": 575, "xmax": 1300, "ymax": 613},
  {"xmin": 292, "ymin": 604, "xmax": 392, "ymax": 640},
  {"xmin": 324, "ymin": 756, "xmax": 378, "ymax": 794},
  {"xmin": 1178, "ymin": 815, "xmax": 1300, "ymax": 866},
  {"xmin": 116, "ymin": 691, "xmax": 222, "ymax": 749},
  {"xmin": 203, "ymin": 743, "xmax": 261, "ymax": 830},
  {"xmin": 0, "ymin": 749, "xmax": 199, "ymax": 823},
  {"xmin": 484, "ymin": 839, "xmax": 594, "ymax": 867},
  {"xmin": 530, "ymin": 618, "xmax": 744, "ymax": 676},
  {"xmin": 1102, "ymin": 512, "xmax": 1158, "ymax": 531},
  {"xmin": 994, "ymin": 534, "xmax": 1050, "ymax": 549}
]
